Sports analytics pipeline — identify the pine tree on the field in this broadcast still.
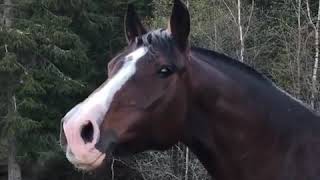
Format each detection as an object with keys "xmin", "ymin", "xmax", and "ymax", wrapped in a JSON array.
[
  {"xmin": 0, "ymin": 0, "xmax": 152, "ymax": 179},
  {"xmin": 0, "ymin": 0, "xmax": 91, "ymax": 178}
]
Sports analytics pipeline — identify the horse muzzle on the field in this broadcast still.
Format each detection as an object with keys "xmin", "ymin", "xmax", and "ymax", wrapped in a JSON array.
[{"xmin": 59, "ymin": 117, "xmax": 119, "ymax": 171}]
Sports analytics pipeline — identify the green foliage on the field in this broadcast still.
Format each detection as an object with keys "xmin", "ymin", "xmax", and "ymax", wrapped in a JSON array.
[
  {"xmin": 0, "ymin": 53, "xmax": 24, "ymax": 90},
  {"xmin": 0, "ymin": 0, "xmax": 92, "ymax": 163},
  {"xmin": 0, "ymin": 0, "xmax": 151, "ymax": 173}
]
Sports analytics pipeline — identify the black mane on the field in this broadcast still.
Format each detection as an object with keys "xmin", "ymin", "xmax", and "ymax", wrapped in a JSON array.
[
  {"xmin": 140, "ymin": 29, "xmax": 174, "ymax": 53},
  {"xmin": 191, "ymin": 46, "xmax": 273, "ymax": 85}
]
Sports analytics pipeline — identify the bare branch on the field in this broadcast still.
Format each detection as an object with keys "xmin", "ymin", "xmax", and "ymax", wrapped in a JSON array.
[
  {"xmin": 238, "ymin": 0, "xmax": 244, "ymax": 62},
  {"xmin": 111, "ymin": 158, "xmax": 115, "ymax": 180},
  {"xmin": 220, "ymin": 0, "xmax": 238, "ymax": 24},
  {"xmin": 243, "ymin": 0, "xmax": 255, "ymax": 39},
  {"xmin": 185, "ymin": 147, "xmax": 189, "ymax": 180},
  {"xmin": 4, "ymin": 44, "xmax": 8, "ymax": 53},
  {"xmin": 306, "ymin": 0, "xmax": 317, "ymax": 29}
]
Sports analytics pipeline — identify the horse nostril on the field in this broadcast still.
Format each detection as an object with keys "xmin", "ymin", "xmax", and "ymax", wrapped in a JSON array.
[{"xmin": 81, "ymin": 121, "xmax": 94, "ymax": 144}]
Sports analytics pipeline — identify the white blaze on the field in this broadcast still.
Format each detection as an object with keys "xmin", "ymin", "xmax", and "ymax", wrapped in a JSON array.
[
  {"xmin": 62, "ymin": 46, "xmax": 148, "ymax": 167},
  {"xmin": 66, "ymin": 46, "xmax": 148, "ymax": 125}
]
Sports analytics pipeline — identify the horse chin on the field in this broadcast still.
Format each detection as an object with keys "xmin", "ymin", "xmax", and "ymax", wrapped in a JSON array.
[{"xmin": 73, "ymin": 153, "xmax": 106, "ymax": 172}]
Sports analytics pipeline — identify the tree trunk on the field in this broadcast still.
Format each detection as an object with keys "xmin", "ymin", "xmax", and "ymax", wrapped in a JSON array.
[
  {"xmin": 8, "ymin": 136, "xmax": 21, "ymax": 180},
  {"xmin": 3, "ymin": 0, "xmax": 12, "ymax": 27},
  {"xmin": 307, "ymin": 0, "xmax": 320, "ymax": 109},
  {"xmin": 212, "ymin": 0, "xmax": 218, "ymax": 50},
  {"xmin": 7, "ymin": 95, "xmax": 21, "ymax": 180},
  {"xmin": 238, "ymin": 0, "xmax": 244, "ymax": 62},
  {"xmin": 311, "ymin": 21, "xmax": 319, "ymax": 109},
  {"xmin": 3, "ymin": 0, "xmax": 21, "ymax": 178},
  {"xmin": 184, "ymin": 147, "xmax": 189, "ymax": 180},
  {"xmin": 5, "ymin": 94, "xmax": 21, "ymax": 180},
  {"xmin": 171, "ymin": 145, "xmax": 179, "ymax": 176},
  {"xmin": 0, "ymin": 160, "xmax": 7, "ymax": 179},
  {"xmin": 296, "ymin": 0, "xmax": 302, "ymax": 97}
]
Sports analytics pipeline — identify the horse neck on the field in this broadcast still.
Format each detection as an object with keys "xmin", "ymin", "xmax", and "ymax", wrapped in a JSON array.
[{"xmin": 181, "ymin": 51, "xmax": 318, "ymax": 179}]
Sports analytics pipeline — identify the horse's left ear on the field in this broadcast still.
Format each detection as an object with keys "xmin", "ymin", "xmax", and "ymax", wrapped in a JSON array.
[
  {"xmin": 125, "ymin": 4, "xmax": 147, "ymax": 44},
  {"xmin": 168, "ymin": 0, "xmax": 190, "ymax": 51}
]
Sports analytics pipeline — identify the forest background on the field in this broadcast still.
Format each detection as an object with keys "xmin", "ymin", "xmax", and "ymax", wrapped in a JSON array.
[{"xmin": 0, "ymin": 0, "xmax": 319, "ymax": 179}]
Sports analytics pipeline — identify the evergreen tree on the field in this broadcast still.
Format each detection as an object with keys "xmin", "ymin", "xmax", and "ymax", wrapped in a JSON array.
[
  {"xmin": 1, "ymin": 0, "xmax": 150, "ymax": 179},
  {"xmin": 0, "ymin": 0, "xmax": 91, "ymax": 178}
]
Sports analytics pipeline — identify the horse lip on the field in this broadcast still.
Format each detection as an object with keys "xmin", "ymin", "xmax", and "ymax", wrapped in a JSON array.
[{"xmin": 65, "ymin": 145, "xmax": 106, "ymax": 170}]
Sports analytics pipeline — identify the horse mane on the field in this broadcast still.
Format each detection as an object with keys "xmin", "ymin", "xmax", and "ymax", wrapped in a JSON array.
[
  {"xmin": 190, "ymin": 46, "xmax": 319, "ymax": 113},
  {"xmin": 190, "ymin": 46, "xmax": 273, "ymax": 85}
]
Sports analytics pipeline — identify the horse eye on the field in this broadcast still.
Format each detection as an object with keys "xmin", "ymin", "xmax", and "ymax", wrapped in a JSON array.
[
  {"xmin": 157, "ymin": 65, "xmax": 175, "ymax": 78},
  {"xmin": 136, "ymin": 37, "xmax": 143, "ymax": 46}
]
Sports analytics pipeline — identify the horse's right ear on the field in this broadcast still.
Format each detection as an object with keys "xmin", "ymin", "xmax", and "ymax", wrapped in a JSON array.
[
  {"xmin": 124, "ymin": 4, "xmax": 147, "ymax": 44},
  {"xmin": 168, "ymin": 0, "xmax": 190, "ymax": 51}
]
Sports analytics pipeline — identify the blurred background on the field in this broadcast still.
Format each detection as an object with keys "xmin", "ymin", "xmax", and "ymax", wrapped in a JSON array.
[{"xmin": 0, "ymin": 0, "xmax": 319, "ymax": 179}]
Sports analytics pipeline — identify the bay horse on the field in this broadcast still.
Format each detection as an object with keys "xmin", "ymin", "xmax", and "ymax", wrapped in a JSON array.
[{"xmin": 60, "ymin": 0, "xmax": 320, "ymax": 179}]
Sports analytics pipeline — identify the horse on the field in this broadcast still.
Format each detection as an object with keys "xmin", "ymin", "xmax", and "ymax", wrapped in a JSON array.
[{"xmin": 59, "ymin": 0, "xmax": 320, "ymax": 179}]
